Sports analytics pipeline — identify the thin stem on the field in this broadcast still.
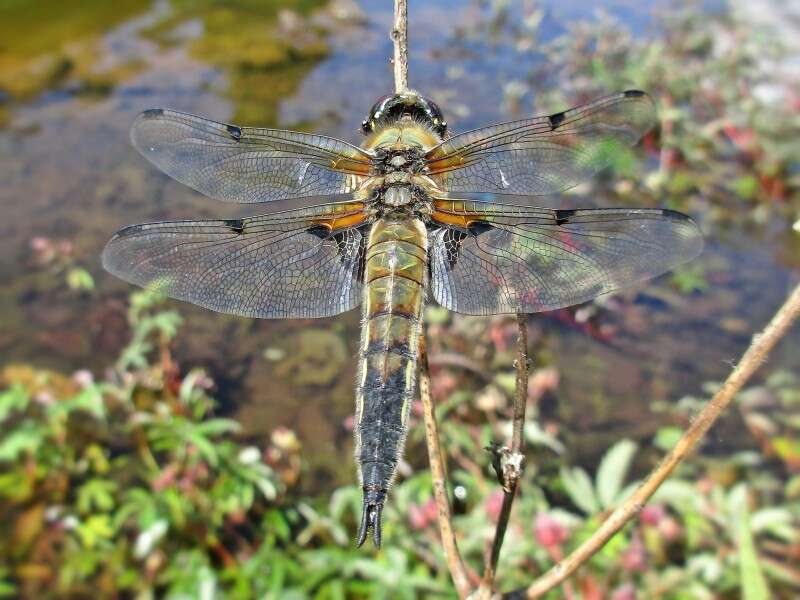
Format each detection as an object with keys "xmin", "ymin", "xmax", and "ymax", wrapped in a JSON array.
[
  {"xmin": 392, "ymin": 0, "xmax": 409, "ymax": 93},
  {"xmin": 520, "ymin": 282, "xmax": 800, "ymax": 599},
  {"xmin": 419, "ymin": 334, "xmax": 476, "ymax": 599},
  {"xmin": 511, "ymin": 314, "xmax": 529, "ymax": 454},
  {"xmin": 480, "ymin": 314, "xmax": 530, "ymax": 596}
]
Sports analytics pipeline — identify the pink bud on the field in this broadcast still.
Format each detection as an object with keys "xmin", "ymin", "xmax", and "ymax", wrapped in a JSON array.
[
  {"xmin": 620, "ymin": 537, "xmax": 647, "ymax": 573},
  {"xmin": 422, "ymin": 498, "xmax": 438, "ymax": 522},
  {"xmin": 72, "ymin": 369, "xmax": 94, "ymax": 388},
  {"xmin": 484, "ymin": 490, "xmax": 504, "ymax": 522},
  {"xmin": 611, "ymin": 583, "xmax": 637, "ymax": 600},
  {"xmin": 658, "ymin": 516, "xmax": 683, "ymax": 542},
  {"xmin": 534, "ymin": 512, "xmax": 568, "ymax": 548},
  {"xmin": 30, "ymin": 236, "xmax": 51, "ymax": 252},
  {"xmin": 431, "ymin": 371, "xmax": 458, "ymax": 400},
  {"xmin": 57, "ymin": 240, "xmax": 74, "ymax": 256},
  {"xmin": 408, "ymin": 504, "xmax": 427, "ymax": 531},
  {"xmin": 409, "ymin": 498, "xmax": 437, "ymax": 531},
  {"xmin": 528, "ymin": 367, "xmax": 559, "ymax": 402},
  {"xmin": 342, "ymin": 414, "xmax": 355, "ymax": 431},
  {"xmin": 640, "ymin": 504, "xmax": 666, "ymax": 526}
]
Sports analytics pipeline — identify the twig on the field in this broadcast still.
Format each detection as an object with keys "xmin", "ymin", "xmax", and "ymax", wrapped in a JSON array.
[
  {"xmin": 510, "ymin": 314, "xmax": 529, "ymax": 460},
  {"xmin": 520, "ymin": 282, "xmax": 800, "ymax": 599},
  {"xmin": 391, "ymin": 0, "xmax": 409, "ymax": 93},
  {"xmin": 419, "ymin": 334, "xmax": 477, "ymax": 599},
  {"xmin": 478, "ymin": 314, "xmax": 530, "ymax": 598}
]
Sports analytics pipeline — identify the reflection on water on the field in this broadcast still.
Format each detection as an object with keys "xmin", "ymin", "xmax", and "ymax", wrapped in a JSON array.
[{"xmin": 0, "ymin": 0, "xmax": 797, "ymax": 490}]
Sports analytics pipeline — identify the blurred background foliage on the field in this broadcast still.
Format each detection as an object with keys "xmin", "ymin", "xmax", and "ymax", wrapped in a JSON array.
[
  {"xmin": 1, "ymin": 0, "xmax": 799, "ymax": 598},
  {"xmin": 2, "ymin": 292, "xmax": 798, "ymax": 598}
]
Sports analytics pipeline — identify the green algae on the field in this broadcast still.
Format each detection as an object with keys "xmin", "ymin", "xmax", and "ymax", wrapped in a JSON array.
[
  {"xmin": 0, "ymin": 0, "xmax": 151, "ymax": 99},
  {"xmin": 142, "ymin": 0, "xmax": 329, "ymax": 126},
  {"xmin": 0, "ymin": 0, "xmax": 329, "ymax": 127}
]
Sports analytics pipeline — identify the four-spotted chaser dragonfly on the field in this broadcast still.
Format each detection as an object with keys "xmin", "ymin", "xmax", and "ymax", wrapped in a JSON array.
[{"xmin": 103, "ymin": 89, "xmax": 703, "ymax": 548}]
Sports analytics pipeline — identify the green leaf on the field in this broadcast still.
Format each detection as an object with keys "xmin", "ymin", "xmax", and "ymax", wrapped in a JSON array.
[
  {"xmin": 652, "ymin": 479, "xmax": 699, "ymax": 512},
  {"xmin": 0, "ymin": 567, "xmax": 17, "ymax": 598},
  {"xmin": 750, "ymin": 507, "xmax": 794, "ymax": 541},
  {"xmin": 0, "ymin": 385, "xmax": 29, "ymax": 423},
  {"xmin": 653, "ymin": 426, "xmax": 683, "ymax": 451},
  {"xmin": 560, "ymin": 466, "xmax": 599, "ymax": 515},
  {"xmin": 186, "ymin": 430, "xmax": 219, "ymax": 467},
  {"xmin": 66, "ymin": 267, "xmax": 95, "ymax": 291},
  {"xmin": 76, "ymin": 514, "xmax": 114, "ymax": 548},
  {"xmin": 731, "ymin": 174, "xmax": 759, "ymax": 200},
  {"xmin": 197, "ymin": 418, "xmax": 241, "ymax": 437},
  {"xmin": 263, "ymin": 509, "xmax": 290, "ymax": 542},
  {"xmin": 596, "ymin": 439, "xmax": 638, "ymax": 509},
  {"xmin": 70, "ymin": 386, "xmax": 106, "ymax": 419},
  {"xmin": 0, "ymin": 421, "xmax": 45, "ymax": 461},
  {"xmin": 733, "ymin": 486, "xmax": 770, "ymax": 600},
  {"xmin": 77, "ymin": 479, "xmax": 117, "ymax": 514},
  {"xmin": 523, "ymin": 420, "xmax": 565, "ymax": 454}
]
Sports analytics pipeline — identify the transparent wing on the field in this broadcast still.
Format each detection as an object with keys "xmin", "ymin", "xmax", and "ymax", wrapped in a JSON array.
[
  {"xmin": 428, "ymin": 197, "xmax": 703, "ymax": 315},
  {"xmin": 425, "ymin": 91, "xmax": 656, "ymax": 195},
  {"xmin": 131, "ymin": 109, "xmax": 374, "ymax": 203},
  {"xmin": 102, "ymin": 196, "xmax": 368, "ymax": 318}
]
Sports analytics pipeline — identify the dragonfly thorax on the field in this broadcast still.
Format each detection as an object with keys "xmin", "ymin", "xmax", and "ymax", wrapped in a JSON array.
[
  {"xmin": 382, "ymin": 185, "xmax": 413, "ymax": 207},
  {"xmin": 373, "ymin": 147, "xmax": 428, "ymax": 175}
]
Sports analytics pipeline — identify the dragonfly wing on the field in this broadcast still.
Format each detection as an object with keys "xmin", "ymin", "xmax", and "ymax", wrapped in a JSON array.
[
  {"xmin": 425, "ymin": 91, "xmax": 656, "ymax": 195},
  {"xmin": 131, "ymin": 109, "xmax": 374, "ymax": 203},
  {"xmin": 428, "ymin": 196, "xmax": 703, "ymax": 315},
  {"xmin": 102, "ymin": 196, "xmax": 368, "ymax": 318}
]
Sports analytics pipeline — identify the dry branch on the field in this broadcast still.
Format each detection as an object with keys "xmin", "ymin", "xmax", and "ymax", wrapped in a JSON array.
[
  {"xmin": 478, "ymin": 314, "xmax": 530, "ymax": 597},
  {"xmin": 391, "ymin": 0, "xmax": 409, "ymax": 93},
  {"xmin": 419, "ymin": 335, "xmax": 477, "ymax": 599}
]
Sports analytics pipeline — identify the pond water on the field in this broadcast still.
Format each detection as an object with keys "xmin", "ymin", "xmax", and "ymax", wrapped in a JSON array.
[{"xmin": 0, "ymin": 0, "xmax": 797, "ymax": 491}]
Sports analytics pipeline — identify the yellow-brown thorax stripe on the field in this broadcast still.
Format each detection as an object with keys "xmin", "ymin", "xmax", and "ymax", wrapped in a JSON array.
[{"xmin": 354, "ymin": 216, "xmax": 427, "ymax": 495}]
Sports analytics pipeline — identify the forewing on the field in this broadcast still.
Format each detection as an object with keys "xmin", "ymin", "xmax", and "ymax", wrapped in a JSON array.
[
  {"xmin": 131, "ymin": 109, "xmax": 374, "ymax": 203},
  {"xmin": 102, "ymin": 197, "xmax": 368, "ymax": 318},
  {"xmin": 429, "ymin": 197, "xmax": 703, "ymax": 315},
  {"xmin": 425, "ymin": 91, "xmax": 656, "ymax": 195}
]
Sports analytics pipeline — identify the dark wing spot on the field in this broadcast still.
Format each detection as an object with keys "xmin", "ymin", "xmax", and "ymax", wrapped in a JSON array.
[
  {"xmin": 468, "ymin": 221, "xmax": 494, "ymax": 236},
  {"xmin": 226, "ymin": 124, "xmax": 242, "ymax": 141},
  {"xmin": 306, "ymin": 224, "xmax": 330, "ymax": 240},
  {"xmin": 549, "ymin": 110, "xmax": 566, "ymax": 130},
  {"xmin": 624, "ymin": 89, "xmax": 646, "ymax": 98},
  {"xmin": 141, "ymin": 108, "xmax": 164, "ymax": 119},
  {"xmin": 660, "ymin": 208, "xmax": 694, "ymax": 224},
  {"xmin": 554, "ymin": 209, "xmax": 577, "ymax": 226},
  {"xmin": 224, "ymin": 218, "xmax": 245, "ymax": 234}
]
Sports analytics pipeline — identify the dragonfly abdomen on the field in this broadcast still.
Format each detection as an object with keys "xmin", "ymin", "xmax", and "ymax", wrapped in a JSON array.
[{"xmin": 354, "ymin": 216, "xmax": 427, "ymax": 547}]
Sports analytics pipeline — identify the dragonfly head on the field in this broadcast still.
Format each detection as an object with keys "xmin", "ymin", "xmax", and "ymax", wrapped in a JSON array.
[
  {"xmin": 362, "ymin": 90, "xmax": 447, "ymax": 138},
  {"xmin": 356, "ymin": 487, "xmax": 386, "ymax": 548}
]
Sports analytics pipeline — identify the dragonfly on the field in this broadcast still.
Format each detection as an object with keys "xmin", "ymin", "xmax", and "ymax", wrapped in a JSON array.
[{"xmin": 103, "ymin": 89, "xmax": 703, "ymax": 548}]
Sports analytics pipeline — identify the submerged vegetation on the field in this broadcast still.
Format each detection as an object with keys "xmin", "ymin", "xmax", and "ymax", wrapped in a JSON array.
[
  {"xmin": 0, "ymin": 0, "xmax": 331, "ymax": 126},
  {"xmin": 1, "ymin": 0, "xmax": 799, "ymax": 598}
]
